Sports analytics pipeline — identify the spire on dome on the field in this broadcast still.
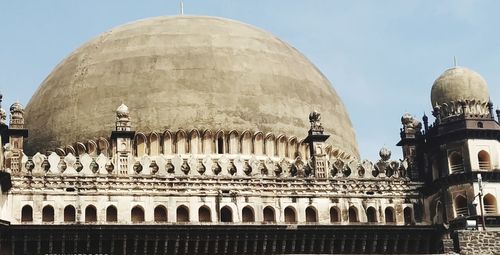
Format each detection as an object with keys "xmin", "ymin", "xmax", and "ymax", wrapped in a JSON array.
[{"xmin": 116, "ymin": 103, "xmax": 131, "ymax": 131}]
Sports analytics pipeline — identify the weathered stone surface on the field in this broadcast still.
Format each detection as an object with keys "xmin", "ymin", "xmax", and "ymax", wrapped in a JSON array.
[{"xmin": 24, "ymin": 15, "xmax": 359, "ymax": 158}]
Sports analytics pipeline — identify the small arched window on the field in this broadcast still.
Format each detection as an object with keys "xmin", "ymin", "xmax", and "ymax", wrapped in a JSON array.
[
  {"xmin": 220, "ymin": 206, "xmax": 233, "ymax": 223},
  {"xmin": 484, "ymin": 194, "xmax": 498, "ymax": 215},
  {"xmin": 454, "ymin": 195, "xmax": 468, "ymax": 217},
  {"xmin": 367, "ymin": 207, "xmax": 377, "ymax": 223},
  {"xmin": 85, "ymin": 205, "xmax": 97, "ymax": 223},
  {"xmin": 330, "ymin": 207, "xmax": 340, "ymax": 223},
  {"xmin": 106, "ymin": 206, "xmax": 118, "ymax": 222},
  {"xmin": 154, "ymin": 205, "xmax": 168, "ymax": 222},
  {"xmin": 385, "ymin": 207, "xmax": 395, "ymax": 223},
  {"xmin": 254, "ymin": 133, "xmax": 264, "ymax": 156},
  {"xmin": 284, "ymin": 206, "xmax": 297, "ymax": 223},
  {"xmin": 135, "ymin": 134, "xmax": 147, "ymax": 157},
  {"xmin": 478, "ymin": 150, "xmax": 491, "ymax": 170},
  {"xmin": 263, "ymin": 206, "xmax": 276, "ymax": 223},
  {"xmin": 21, "ymin": 205, "xmax": 33, "ymax": 223},
  {"xmin": 149, "ymin": 133, "xmax": 160, "ymax": 156},
  {"xmin": 241, "ymin": 131, "xmax": 252, "ymax": 155},
  {"xmin": 42, "ymin": 205, "xmax": 54, "ymax": 222},
  {"xmin": 305, "ymin": 206, "xmax": 318, "ymax": 223},
  {"xmin": 176, "ymin": 131, "xmax": 187, "ymax": 154},
  {"xmin": 242, "ymin": 206, "xmax": 255, "ymax": 223},
  {"xmin": 177, "ymin": 205, "xmax": 189, "ymax": 223},
  {"xmin": 64, "ymin": 205, "xmax": 76, "ymax": 222},
  {"xmin": 449, "ymin": 152, "xmax": 464, "ymax": 173},
  {"xmin": 404, "ymin": 207, "xmax": 414, "ymax": 225},
  {"xmin": 348, "ymin": 206, "xmax": 358, "ymax": 223},
  {"xmin": 131, "ymin": 206, "xmax": 145, "ymax": 223},
  {"xmin": 199, "ymin": 206, "xmax": 211, "ymax": 222}
]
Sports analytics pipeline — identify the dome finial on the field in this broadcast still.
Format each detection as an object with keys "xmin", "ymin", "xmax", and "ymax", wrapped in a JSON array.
[{"xmin": 453, "ymin": 56, "xmax": 457, "ymax": 67}]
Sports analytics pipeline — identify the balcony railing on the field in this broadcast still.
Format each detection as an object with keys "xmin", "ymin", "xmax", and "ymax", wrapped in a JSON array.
[
  {"xmin": 455, "ymin": 207, "xmax": 469, "ymax": 217},
  {"xmin": 484, "ymin": 204, "xmax": 497, "ymax": 215},
  {"xmin": 450, "ymin": 163, "xmax": 464, "ymax": 173},
  {"xmin": 479, "ymin": 161, "xmax": 491, "ymax": 170}
]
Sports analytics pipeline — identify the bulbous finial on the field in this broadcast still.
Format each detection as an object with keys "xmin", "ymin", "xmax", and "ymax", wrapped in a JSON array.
[
  {"xmin": 116, "ymin": 103, "xmax": 129, "ymax": 117},
  {"xmin": 379, "ymin": 147, "xmax": 391, "ymax": 161},
  {"xmin": 10, "ymin": 102, "xmax": 24, "ymax": 114},
  {"xmin": 401, "ymin": 112, "xmax": 413, "ymax": 125}
]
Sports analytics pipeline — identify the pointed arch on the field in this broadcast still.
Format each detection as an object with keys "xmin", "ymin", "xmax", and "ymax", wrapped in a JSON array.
[
  {"xmin": 131, "ymin": 205, "xmax": 145, "ymax": 223},
  {"xmin": 106, "ymin": 205, "xmax": 118, "ymax": 222},
  {"xmin": 176, "ymin": 130, "xmax": 187, "ymax": 154},
  {"xmin": 253, "ymin": 132, "xmax": 264, "ymax": 156},
  {"xmin": 228, "ymin": 130, "xmax": 239, "ymax": 154},
  {"xmin": 97, "ymin": 137, "xmax": 110, "ymax": 156},
  {"xmin": 348, "ymin": 206, "xmax": 358, "ymax": 222},
  {"xmin": 220, "ymin": 206, "xmax": 233, "ymax": 223},
  {"xmin": 240, "ymin": 130, "xmax": 253, "ymax": 155},
  {"xmin": 454, "ymin": 195, "xmax": 468, "ymax": 217},
  {"xmin": 305, "ymin": 206, "xmax": 318, "ymax": 223},
  {"xmin": 404, "ymin": 207, "xmax": 414, "ymax": 225},
  {"xmin": 85, "ymin": 205, "xmax": 97, "ymax": 222},
  {"xmin": 176, "ymin": 205, "xmax": 189, "ymax": 223},
  {"xmin": 42, "ymin": 205, "xmax": 54, "ymax": 222},
  {"xmin": 449, "ymin": 151, "xmax": 464, "ymax": 173},
  {"xmin": 199, "ymin": 206, "xmax": 212, "ymax": 223},
  {"xmin": 478, "ymin": 150, "xmax": 491, "ymax": 170},
  {"xmin": 202, "ymin": 129, "xmax": 213, "ymax": 154},
  {"xmin": 154, "ymin": 205, "xmax": 168, "ymax": 222},
  {"xmin": 215, "ymin": 130, "xmax": 225, "ymax": 154},
  {"xmin": 64, "ymin": 205, "xmax": 76, "ymax": 222},
  {"xmin": 134, "ymin": 133, "xmax": 147, "ymax": 157},
  {"xmin": 276, "ymin": 135, "xmax": 287, "ymax": 158},
  {"xmin": 264, "ymin": 133, "xmax": 276, "ymax": 157},
  {"xmin": 263, "ymin": 206, "xmax": 276, "ymax": 223},
  {"xmin": 65, "ymin": 145, "xmax": 76, "ymax": 156},
  {"xmin": 87, "ymin": 140, "xmax": 98, "ymax": 156},
  {"xmin": 189, "ymin": 129, "xmax": 200, "ymax": 154},
  {"xmin": 288, "ymin": 137, "xmax": 298, "ymax": 159},
  {"xmin": 21, "ymin": 205, "xmax": 33, "ymax": 223},
  {"xmin": 242, "ymin": 206, "xmax": 255, "ymax": 223},
  {"xmin": 75, "ymin": 142, "xmax": 87, "ymax": 156},
  {"xmin": 162, "ymin": 130, "xmax": 173, "ymax": 154},
  {"xmin": 367, "ymin": 206, "xmax": 377, "ymax": 223},
  {"xmin": 149, "ymin": 132, "xmax": 160, "ymax": 156},
  {"xmin": 385, "ymin": 207, "xmax": 395, "ymax": 223},
  {"xmin": 484, "ymin": 193, "xmax": 497, "ymax": 214},
  {"xmin": 284, "ymin": 206, "xmax": 297, "ymax": 223},
  {"xmin": 330, "ymin": 206, "xmax": 340, "ymax": 223}
]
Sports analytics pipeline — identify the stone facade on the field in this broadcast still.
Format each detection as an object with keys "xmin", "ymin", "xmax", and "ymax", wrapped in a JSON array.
[
  {"xmin": 450, "ymin": 230, "xmax": 500, "ymax": 254},
  {"xmin": 0, "ymin": 15, "xmax": 500, "ymax": 255}
]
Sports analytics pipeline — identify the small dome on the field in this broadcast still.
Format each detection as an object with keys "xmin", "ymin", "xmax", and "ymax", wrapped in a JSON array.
[
  {"xmin": 116, "ymin": 103, "xmax": 129, "ymax": 117},
  {"xmin": 379, "ymin": 147, "xmax": 391, "ymax": 161},
  {"xmin": 431, "ymin": 67, "xmax": 489, "ymax": 107},
  {"xmin": 10, "ymin": 102, "xmax": 24, "ymax": 113}
]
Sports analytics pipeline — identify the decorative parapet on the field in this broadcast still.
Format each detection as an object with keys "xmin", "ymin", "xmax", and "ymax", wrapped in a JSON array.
[{"xmin": 432, "ymin": 99, "xmax": 490, "ymax": 124}]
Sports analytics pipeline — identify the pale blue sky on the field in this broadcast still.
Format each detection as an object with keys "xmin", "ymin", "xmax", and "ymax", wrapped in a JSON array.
[{"xmin": 1, "ymin": 1, "xmax": 499, "ymax": 160}]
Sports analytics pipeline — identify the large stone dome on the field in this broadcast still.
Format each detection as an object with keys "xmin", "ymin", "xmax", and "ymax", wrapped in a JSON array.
[
  {"xmin": 25, "ymin": 16, "xmax": 359, "ymax": 157},
  {"xmin": 431, "ymin": 66, "xmax": 489, "ymax": 107}
]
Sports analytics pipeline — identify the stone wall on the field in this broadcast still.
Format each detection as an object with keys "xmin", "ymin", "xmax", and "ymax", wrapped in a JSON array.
[{"xmin": 455, "ymin": 230, "xmax": 500, "ymax": 254}]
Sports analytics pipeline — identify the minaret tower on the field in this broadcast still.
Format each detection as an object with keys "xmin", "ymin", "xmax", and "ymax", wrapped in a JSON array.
[
  {"xmin": 418, "ymin": 66, "xmax": 500, "ymax": 230},
  {"xmin": 111, "ymin": 103, "xmax": 135, "ymax": 175},
  {"xmin": 304, "ymin": 111, "xmax": 330, "ymax": 178},
  {"xmin": 5, "ymin": 101, "xmax": 28, "ymax": 173}
]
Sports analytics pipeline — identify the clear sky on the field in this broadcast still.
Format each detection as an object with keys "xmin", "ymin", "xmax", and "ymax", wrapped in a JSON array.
[{"xmin": 1, "ymin": 1, "xmax": 499, "ymax": 161}]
